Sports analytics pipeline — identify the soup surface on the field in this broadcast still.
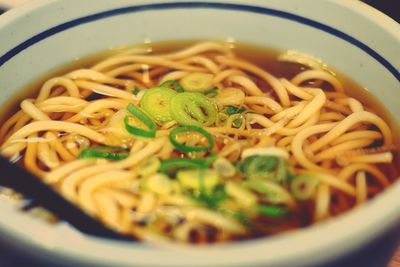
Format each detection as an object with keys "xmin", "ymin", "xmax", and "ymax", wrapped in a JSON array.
[{"xmin": 0, "ymin": 41, "xmax": 398, "ymax": 243}]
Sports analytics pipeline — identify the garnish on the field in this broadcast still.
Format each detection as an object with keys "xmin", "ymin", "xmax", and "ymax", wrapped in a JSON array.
[
  {"xmin": 169, "ymin": 125, "xmax": 215, "ymax": 153},
  {"xmin": 169, "ymin": 92, "xmax": 217, "ymax": 126},
  {"xmin": 124, "ymin": 103, "xmax": 157, "ymax": 138},
  {"xmin": 159, "ymin": 80, "xmax": 185, "ymax": 93},
  {"xmin": 180, "ymin": 72, "xmax": 213, "ymax": 92},
  {"xmin": 79, "ymin": 146, "xmax": 129, "ymax": 160},
  {"xmin": 140, "ymin": 87, "xmax": 177, "ymax": 123}
]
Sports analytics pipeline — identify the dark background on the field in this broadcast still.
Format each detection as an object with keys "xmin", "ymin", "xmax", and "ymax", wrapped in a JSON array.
[
  {"xmin": 364, "ymin": 0, "xmax": 400, "ymax": 23},
  {"xmin": 0, "ymin": 1, "xmax": 399, "ymax": 267}
]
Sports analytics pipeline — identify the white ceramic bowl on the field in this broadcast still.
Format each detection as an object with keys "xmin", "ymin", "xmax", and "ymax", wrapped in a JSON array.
[{"xmin": 0, "ymin": 0, "xmax": 399, "ymax": 266}]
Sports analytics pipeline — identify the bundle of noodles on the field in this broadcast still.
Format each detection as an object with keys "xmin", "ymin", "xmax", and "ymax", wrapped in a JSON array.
[{"xmin": 0, "ymin": 41, "xmax": 396, "ymax": 243}]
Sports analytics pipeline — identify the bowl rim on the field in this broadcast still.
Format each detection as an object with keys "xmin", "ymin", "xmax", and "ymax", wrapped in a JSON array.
[
  {"xmin": 0, "ymin": 0, "xmax": 399, "ymax": 80},
  {"xmin": 0, "ymin": 0, "xmax": 399, "ymax": 266}
]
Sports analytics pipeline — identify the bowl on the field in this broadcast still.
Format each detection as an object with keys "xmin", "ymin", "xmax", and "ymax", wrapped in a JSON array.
[{"xmin": 0, "ymin": 0, "xmax": 399, "ymax": 266}]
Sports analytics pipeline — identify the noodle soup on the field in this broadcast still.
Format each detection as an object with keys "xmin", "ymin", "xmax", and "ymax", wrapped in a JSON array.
[{"xmin": 0, "ymin": 41, "xmax": 398, "ymax": 243}]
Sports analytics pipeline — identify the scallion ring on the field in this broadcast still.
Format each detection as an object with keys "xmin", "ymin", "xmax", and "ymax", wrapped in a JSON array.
[
  {"xmin": 257, "ymin": 205, "xmax": 289, "ymax": 217},
  {"xmin": 169, "ymin": 92, "xmax": 217, "ymax": 126},
  {"xmin": 169, "ymin": 125, "xmax": 215, "ymax": 153},
  {"xmin": 180, "ymin": 72, "xmax": 213, "ymax": 93},
  {"xmin": 139, "ymin": 87, "xmax": 177, "ymax": 123},
  {"xmin": 291, "ymin": 174, "xmax": 319, "ymax": 200},
  {"xmin": 79, "ymin": 146, "xmax": 129, "ymax": 160},
  {"xmin": 159, "ymin": 80, "xmax": 185, "ymax": 93},
  {"xmin": 226, "ymin": 105, "xmax": 246, "ymax": 115},
  {"xmin": 159, "ymin": 158, "xmax": 207, "ymax": 176},
  {"xmin": 240, "ymin": 155, "xmax": 279, "ymax": 180},
  {"xmin": 124, "ymin": 103, "xmax": 157, "ymax": 138}
]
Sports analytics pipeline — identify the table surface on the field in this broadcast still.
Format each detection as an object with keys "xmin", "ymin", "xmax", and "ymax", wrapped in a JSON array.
[{"xmin": 0, "ymin": 1, "xmax": 399, "ymax": 267}]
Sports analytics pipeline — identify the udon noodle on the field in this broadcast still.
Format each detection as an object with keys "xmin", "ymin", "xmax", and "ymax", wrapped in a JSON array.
[{"xmin": 0, "ymin": 41, "xmax": 397, "ymax": 243}]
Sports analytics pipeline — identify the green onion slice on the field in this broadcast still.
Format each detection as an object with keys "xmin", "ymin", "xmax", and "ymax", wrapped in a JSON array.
[
  {"xmin": 79, "ymin": 146, "xmax": 129, "ymax": 160},
  {"xmin": 275, "ymin": 158, "xmax": 290, "ymax": 185},
  {"xmin": 194, "ymin": 184, "xmax": 227, "ymax": 209},
  {"xmin": 140, "ymin": 87, "xmax": 177, "ymax": 123},
  {"xmin": 217, "ymin": 207, "xmax": 252, "ymax": 227},
  {"xmin": 169, "ymin": 125, "xmax": 215, "ymax": 153},
  {"xmin": 240, "ymin": 155, "xmax": 279, "ymax": 180},
  {"xmin": 205, "ymin": 89, "xmax": 218, "ymax": 98},
  {"xmin": 257, "ymin": 205, "xmax": 289, "ymax": 218},
  {"xmin": 180, "ymin": 73, "xmax": 213, "ymax": 92},
  {"xmin": 159, "ymin": 158, "xmax": 207, "ymax": 176},
  {"xmin": 291, "ymin": 174, "xmax": 319, "ymax": 200},
  {"xmin": 170, "ymin": 92, "xmax": 217, "ymax": 126},
  {"xmin": 226, "ymin": 105, "xmax": 246, "ymax": 115},
  {"xmin": 159, "ymin": 154, "xmax": 216, "ymax": 176},
  {"xmin": 132, "ymin": 86, "xmax": 141, "ymax": 95},
  {"xmin": 124, "ymin": 103, "xmax": 157, "ymax": 138},
  {"xmin": 159, "ymin": 80, "xmax": 185, "ymax": 93},
  {"xmin": 232, "ymin": 116, "xmax": 244, "ymax": 128},
  {"xmin": 244, "ymin": 179, "xmax": 294, "ymax": 205}
]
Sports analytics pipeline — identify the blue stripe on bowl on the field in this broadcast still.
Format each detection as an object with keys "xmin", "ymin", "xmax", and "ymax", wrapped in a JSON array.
[{"xmin": 0, "ymin": 2, "xmax": 399, "ymax": 81}]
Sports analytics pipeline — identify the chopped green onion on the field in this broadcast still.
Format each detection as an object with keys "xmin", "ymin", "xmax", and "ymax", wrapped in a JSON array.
[
  {"xmin": 159, "ymin": 154, "xmax": 216, "ymax": 176},
  {"xmin": 140, "ymin": 87, "xmax": 177, "ymax": 123},
  {"xmin": 240, "ymin": 155, "xmax": 279, "ymax": 180},
  {"xmin": 203, "ymin": 153, "xmax": 217, "ymax": 167},
  {"xmin": 159, "ymin": 80, "xmax": 185, "ymax": 92},
  {"xmin": 132, "ymin": 85, "xmax": 141, "ymax": 95},
  {"xmin": 287, "ymin": 171, "xmax": 296, "ymax": 181},
  {"xmin": 257, "ymin": 205, "xmax": 289, "ymax": 217},
  {"xmin": 239, "ymin": 155, "xmax": 292, "ymax": 185},
  {"xmin": 218, "ymin": 208, "xmax": 252, "ymax": 227},
  {"xmin": 275, "ymin": 158, "xmax": 289, "ymax": 185},
  {"xmin": 232, "ymin": 117, "xmax": 243, "ymax": 128},
  {"xmin": 226, "ymin": 105, "xmax": 246, "ymax": 115},
  {"xmin": 181, "ymin": 73, "xmax": 213, "ymax": 92},
  {"xmin": 159, "ymin": 158, "xmax": 207, "ymax": 175},
  {"xmin": 169, "ymin": 92, "xmax": 217, "ymax": 126},
  {"xmin": 205, "ymin": 89, "xmax": 218, "ymax": 98},
  {"xmin": 213, "ymin": 157, "xmax": 236, "ymax": 177},
  {"xmin": 79, "ymin": 146, "xmax": 129, "ymax": 160},
  {"xmin": 244, "ymin": 179, "xmax": 295, "ymax": 206},
  {"xmin": 169, "ymin": 125, "xmax": 215, "ymax": 153},
  {"xmin": 194, "ymin": 184, "xmax": 227, "ymax": 209},
  {"xmin": 177, "ymin": 169, "xmax": 219, "ymax": 191},
  {"xmin": 291, "ymin": 174, "xmax": 319, "ymax": 200},
  {"xmin": 124, "ymin": 103, "xmax": 157, "ymax": 138}
]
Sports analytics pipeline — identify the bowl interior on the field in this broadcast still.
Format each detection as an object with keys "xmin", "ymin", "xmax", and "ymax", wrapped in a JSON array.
[{"xmin": 0, "ymin": 0, "xmax": 399, "ymax": 266}]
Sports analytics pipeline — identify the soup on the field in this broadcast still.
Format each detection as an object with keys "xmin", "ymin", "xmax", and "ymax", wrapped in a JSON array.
[{"xmin": 0, "ymin": 41, "xmax": 397, "ymax": 243}]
